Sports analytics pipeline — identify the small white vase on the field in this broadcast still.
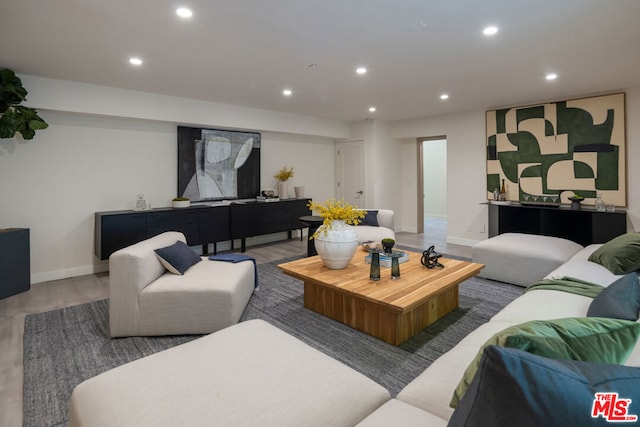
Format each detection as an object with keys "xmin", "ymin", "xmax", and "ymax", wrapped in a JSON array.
[
  {"xmin": 172, "ymin": 200, "xmax": 190, "ymax": 208},
  {"xmin": 314, "ymin": 220, "xmax": 358, "ymax": 269},
  {"xmin": 278, "ymin": 181, "xmax": 289, "ymax": 199}
]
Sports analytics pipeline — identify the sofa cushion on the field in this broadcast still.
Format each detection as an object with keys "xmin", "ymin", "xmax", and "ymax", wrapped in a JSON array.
[
  {"xmin": 587, "ymin": 273, "xmax": 640, "ymax": 321},
  {"xmin": 355, "ymin": 399, "xmax": 447, "ymax": 427},
  {"xmin": 451, "ymin": 317, "xmax": 640, "ymax": 407},
  {"xmin": 359, "ymin": 210, "xmax": 379, "ymax": 227},
  {"xmin": 448, "ymin": 346, "xmax": 640, "ymax": 427},
  {"xmin": 70, "ymin": 319, "xmax": 391, "ymax": 427},
  {"xmin": 545, "ymin": 259, "xmax": 622, "ymax": 288},
  {"xmin": 589, "ymin": 232, "xmax": 640, "ymax": 275},
  {"xmin": 396, "ymin": 321, "xmax": 517, "ymax": 421},
  {"xmin": 154, "ymin": 240, "xmax": 201, "ymax": 275}
]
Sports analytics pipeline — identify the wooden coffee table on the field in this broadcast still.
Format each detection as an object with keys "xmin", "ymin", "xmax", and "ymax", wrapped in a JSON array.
[{"xmin": 278, "ymin": 250, "xmax": 484, "ymax": 345}]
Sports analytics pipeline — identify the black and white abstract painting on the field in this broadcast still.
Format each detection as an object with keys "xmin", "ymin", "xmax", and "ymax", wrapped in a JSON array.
[{"xmin": 178, "ymin": 126, "xmax": 261, "ymax": 201}]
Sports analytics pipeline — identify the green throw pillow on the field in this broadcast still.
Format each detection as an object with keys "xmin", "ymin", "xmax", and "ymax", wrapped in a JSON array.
[
  {"xmin": 588, "ymin": 232, "xmax": 640, "ymax": 275},
  {"xmin": 450, "ymin": 317, "xmax": 640, "ymax": 408}
]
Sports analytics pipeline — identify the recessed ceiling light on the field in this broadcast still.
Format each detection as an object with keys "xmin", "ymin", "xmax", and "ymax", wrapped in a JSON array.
[
  {"xmin": 129, "ymin": 57, "xmax": 143, "ymax": 66},
  {"xmin": 369, "ymin": 107, "xmax": 376, "ymax": 113},
  {"xmin": 546, "ymin": 73, "xmax": 558, "ymax": 81},
  {"xmin": 176, "ymin": 7, "xmax": 193, "ymax": 18},
  {"xmin": 440, "ymin": 94, "xmax": 449, "ymax": 100},
  {"xmin": 282, "ymin": 89, "xmax": 293, "ymax": 96},
  {"xmin": 356, "ymin": 67, "xmax": 367, "ymax": 75},
  {"xmin": 483, "ymin": 26, "xmax": 498, "ymax": 36}
]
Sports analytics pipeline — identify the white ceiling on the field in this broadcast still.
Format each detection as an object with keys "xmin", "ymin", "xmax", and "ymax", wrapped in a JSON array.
[{"xmin": 1, "ymin": 0, "xmax": 639, "ymax": 122}]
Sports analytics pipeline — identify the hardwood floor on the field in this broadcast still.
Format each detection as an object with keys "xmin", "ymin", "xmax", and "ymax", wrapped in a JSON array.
[{"xmin": 0, "ymin": 221, "xmax": 469, "ymax": 426}]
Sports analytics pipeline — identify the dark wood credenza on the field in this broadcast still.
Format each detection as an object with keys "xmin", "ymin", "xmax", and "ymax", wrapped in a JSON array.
[
  {"xmin": 487, "ymin": 202, "xmax": 627, "ymax": 246},
  {"xmin": 95, "ymin": 198, "xmax": 311, "ymax": 260}
]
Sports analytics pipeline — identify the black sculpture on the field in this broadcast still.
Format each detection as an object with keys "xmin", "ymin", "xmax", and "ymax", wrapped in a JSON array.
[{"xmin": 421, "ymin": 245, "xmax": 444, "ymax": 269}]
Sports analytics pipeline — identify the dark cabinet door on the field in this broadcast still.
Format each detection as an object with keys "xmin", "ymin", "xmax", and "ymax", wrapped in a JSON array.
[
  {"xmin": 146, "ymin": 209, "xmax": 198, "ymax": 244},
  {"xmin": 199, "ymin": 206, "xmax": 230, "ymax": 243},
  {"xmin": 96, "ymin": 212, "xmax": 146, "ymax": 260},
  {"xmin": 289, "ymin": 199, "xmax": 312, "ymax": 229},
  {"xmin": 0, "ymin": 228, "xmax": 30, "ymax": 298},
  {"xmin": 488, "ymin": 203, "xmax": 626, "ymax": 246},
  {"xmin": 230, "ymin": 203, "xmax": 258, "ymax": 238},
  {"xmin": 258, "ymin": 203, "xmax": 291, "ymax": 234}
]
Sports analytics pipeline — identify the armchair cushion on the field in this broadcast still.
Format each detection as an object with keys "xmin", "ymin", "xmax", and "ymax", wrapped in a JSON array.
[
  {"xmin": 359, "ymin": 210, "xmax": 379, "ymax": 227},
  {"xmin": 154, "ymin": 240, "xmax": 201, "ymax": 275}
]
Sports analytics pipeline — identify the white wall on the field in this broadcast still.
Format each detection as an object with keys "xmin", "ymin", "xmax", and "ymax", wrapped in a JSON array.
[
  {"xmin": 392, "ymin": 86, "xmax": 640, "ymax": 246},
  {"xmin": 349, "ymin": 119, "xmax": 401, "ymax": 211},
  {"xmin": 0, "ymin": 78, "xmax": 339, "ymax": 284}
]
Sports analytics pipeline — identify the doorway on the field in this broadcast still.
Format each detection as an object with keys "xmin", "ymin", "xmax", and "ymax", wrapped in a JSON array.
[{"xmin": 417, "ymin": 137, "xmax": 447, "ymax": 238}]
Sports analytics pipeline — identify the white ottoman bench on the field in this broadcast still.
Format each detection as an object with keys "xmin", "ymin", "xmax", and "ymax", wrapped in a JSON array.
[
  {"xmin": 69, "ymin": 319, "xmax": 390, "ymax": 427},
  {"xmin": 472, "ymin": 233, "xmax": 583, "ymax": 287}
]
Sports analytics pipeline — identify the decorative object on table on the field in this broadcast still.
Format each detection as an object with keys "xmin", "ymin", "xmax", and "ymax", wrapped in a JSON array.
[
  {"xmin": 595, "ymin": 193, "xmax": 606, "ymax": 212},
  {"xmin": 134, "ymin": 194, "xmax": 150, "ymax": 211},
  {"xmin": 362, "ymin": 241, "xmax": 382, "ymax": 252},
  {"xmin": 381, "ymin": 238, "xmax": 395, "ymax": 254},
  {"xmin": 257, "ymin": 190, "xmax": 279, "ymax": 202},
  {"xmin": 499, "ymin": 179, "xmax": 507, "ymax": 201},
  {"xmin": 0, "ymin": 68, "xmax": 49, "ymax": 140},
  {"xmin": 274, "ymin": 166, "xmax": 294, "ymax": 200},
  {"xmin": 294, "ymin": 186, "xmax": 305, "ymax": 198},
  {"xmin": 369, "ymin": 249, "xmax": 381, "ymax": 281},
  {"xmin": 172, "ymin": 197, "xmax": 190, "ymax": 208},
  {"xmin": 307, "ymin": 198, "xmax": 365, "ymax": 269},
  {"xmin": 365, "ymin": 250, "xmax": 409, "ymax": 268},
  {"xmin": 568, "ymin": 194, "xmax": 584, "ymax": 211},
  {"xmin": 389, "ymin": 251, "xmax": 403, "ymax": 280},
  {"xmin": 421, "ymin": 245, "xmax": 444, "ymax": 269}
]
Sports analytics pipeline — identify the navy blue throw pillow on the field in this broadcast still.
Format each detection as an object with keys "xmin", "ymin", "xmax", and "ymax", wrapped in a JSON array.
[
  {"xmin": 587, "ymin": 273, "xmax": 640, "ymax": 321},
  {"xmin": 448, "ymin": 346, "xmax": 640, "ymax": 427},
  {"xmin": 359, "ymin": 210, "xmax": 379, "ymax": 227},
  {"xmin": 154, "ymin": 240, "xmax": 201, "ymax": 275}
]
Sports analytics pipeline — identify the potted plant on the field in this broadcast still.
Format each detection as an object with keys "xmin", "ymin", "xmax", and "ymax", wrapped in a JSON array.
[
  {"xmin": 0, "ymin": 68, "xmax": 48, "ymax": 139},
  {"xmin": 172, "ymin": 197, "xmax": 190, "ymax": 208},
  {"xmin": 568, "ymin": 193, "xmax": 585, "ymax": 211},
  {"xmin": 274, "ymin": 166, "xmax": 294, "ymax": 199},
  {"xmin": 307, "ymin": 199, "xmax": 365, "ymax": 269},
  {"xmin": 381, "ymin": 238, "xmax": 395, "ymax": 254}
]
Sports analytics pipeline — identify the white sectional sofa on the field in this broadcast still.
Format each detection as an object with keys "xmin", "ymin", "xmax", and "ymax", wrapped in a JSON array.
[{"xmin": 71, "ymin": 236, "xmax": 640, "ymax": 426}]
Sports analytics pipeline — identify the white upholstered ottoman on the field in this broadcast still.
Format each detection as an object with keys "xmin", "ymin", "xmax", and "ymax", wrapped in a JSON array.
[
  {"xmin": 69, "ymin": 319, "xmax": 390, "ymax": 427},
  {"xmin": 472, "ymin": 233, "xmax": 583, "ymax": 287}
]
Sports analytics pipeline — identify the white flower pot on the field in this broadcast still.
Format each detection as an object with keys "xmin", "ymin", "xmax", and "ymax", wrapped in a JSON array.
[
  {"xmin": 278, "ymin": 181, "xmax": 289, "ymax": 199},
  {"xmin": 172, "ymin": 200, "xmax": 190, "ymax": 208},
  {"xmin": 314, "ymin": 220, "xmax": 358, "ymax": 269}
]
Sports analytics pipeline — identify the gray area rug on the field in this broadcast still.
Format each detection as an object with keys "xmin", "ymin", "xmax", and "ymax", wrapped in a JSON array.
[{"xmin": 23, "ymin": 255, "xmax": 523, "ymax": 427}]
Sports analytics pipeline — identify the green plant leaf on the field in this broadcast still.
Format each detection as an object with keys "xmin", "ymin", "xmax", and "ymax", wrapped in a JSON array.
[{"xmin": 0, "ymin": 69, "xmax": 48, "ymax": 139}]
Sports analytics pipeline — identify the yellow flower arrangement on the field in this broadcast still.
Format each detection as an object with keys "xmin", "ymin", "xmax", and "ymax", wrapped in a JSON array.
[
  {"xmin": 307, "ymin": 198, "xmax": 365, "ymax": 239},
  {"xmin": 274, "ymin": 166, "xmax": 295, "ymax": 181}
]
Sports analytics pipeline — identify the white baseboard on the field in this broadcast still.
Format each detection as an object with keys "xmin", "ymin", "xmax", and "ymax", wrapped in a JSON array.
[
  {"xmin": 30, "ymin": 231, "xmax": 307, "ymax": 284},
  {"xmin": 31, "ymin": 262, "xmax": 109, "ymax": 284},
  {"xmin": 396, "ymin": 225, "xmax": 418, "ymax": 233},
  {"xmin": 446, "ymin": 236, "xmax": 480, "ymax": 247}
]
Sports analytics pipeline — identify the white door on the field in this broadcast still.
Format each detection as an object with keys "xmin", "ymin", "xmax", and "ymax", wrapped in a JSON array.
[{"xmin": 336, "ymin": 140, "xmax": 367, "ymax": 208}]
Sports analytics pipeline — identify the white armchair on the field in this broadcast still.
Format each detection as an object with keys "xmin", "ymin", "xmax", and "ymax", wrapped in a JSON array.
[
  {"xmin": 108, "ymin": 231, "xmax": 255, "ymax": 337},
  {"xmin": 354, "ymin": 209, "xmax": 396, "ymax": 243}
]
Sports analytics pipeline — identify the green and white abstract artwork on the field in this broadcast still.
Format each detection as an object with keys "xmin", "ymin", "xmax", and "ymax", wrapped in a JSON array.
[{"xmin": 486, "ymin": 93, "xmax": 626, "ymax": 206}]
